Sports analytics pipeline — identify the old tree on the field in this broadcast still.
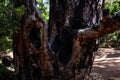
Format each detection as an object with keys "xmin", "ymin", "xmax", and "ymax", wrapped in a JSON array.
[{"xmin": 13, "ymin": 0, "xmax": 120, "ymax": 80}]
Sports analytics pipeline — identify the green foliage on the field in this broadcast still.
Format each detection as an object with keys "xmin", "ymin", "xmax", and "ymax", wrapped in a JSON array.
[
  {"xmin": 101, "ymin": 1, "xmax": 120, "ymax": 48},
  {"xmin": 0, "ymin": 64, "xmax": 15, "ymax": 80},
  {"xmin": 0, "ymin": 0, "xmax": 25, "ymax": 51},
  {"xmin": 37, "ymin": 0, "xmax": 49, "ymax": 21},
  {"xmin": 0, "ymin": 0, "xmax": 49, "ymax": 51},
  {"xmin": 105, "ymin": 0, "xmax": 120, "ymax": 15}
]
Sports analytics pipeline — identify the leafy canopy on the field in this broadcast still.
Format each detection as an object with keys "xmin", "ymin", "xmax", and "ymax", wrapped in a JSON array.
[{"xmin": 0, "ymin": 0, "xmax": 49, "ymax": 51}]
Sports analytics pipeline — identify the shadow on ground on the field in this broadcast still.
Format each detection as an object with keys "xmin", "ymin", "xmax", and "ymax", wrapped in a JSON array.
[{"xmin": 91, "ymin": 48, "xmax": 120, "ymax": 80}]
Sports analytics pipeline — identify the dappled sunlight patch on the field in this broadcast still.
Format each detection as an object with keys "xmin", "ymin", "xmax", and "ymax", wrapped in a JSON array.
[
  {"xmin": 92, "ymin": 48, "xmax": 120, "ymax": 79},
  {"xmin": 94, "ymin": 57, "xmax": 120, "ymax": 63},
  {"xmin": 93, "ymin": 65, "xmax": 106, "ymax": 68}
]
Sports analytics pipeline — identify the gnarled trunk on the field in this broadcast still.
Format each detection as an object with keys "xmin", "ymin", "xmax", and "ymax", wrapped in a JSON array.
[
  {"xmin": 48, "ymin": 0, "xmax": 103, "ymax": 79},
  {"xmin": 13, "ymin": 0, "xmax": 120, "ymax": 80}
]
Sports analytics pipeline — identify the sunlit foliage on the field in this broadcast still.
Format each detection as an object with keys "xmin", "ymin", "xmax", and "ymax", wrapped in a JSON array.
[{"xmin": 100, "ymin": 1, "xmax": 120, "ymax": 48}]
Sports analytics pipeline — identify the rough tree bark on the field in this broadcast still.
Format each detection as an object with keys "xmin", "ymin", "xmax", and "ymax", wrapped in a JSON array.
[{"xmin": 13, "ymin": 0, "xmax": 120, "ymax": 80}]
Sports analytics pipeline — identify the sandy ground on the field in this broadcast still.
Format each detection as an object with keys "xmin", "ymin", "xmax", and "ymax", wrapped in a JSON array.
[{"xmin": 91, "ymin": 48, "xmax": 120, "ymax": 80}]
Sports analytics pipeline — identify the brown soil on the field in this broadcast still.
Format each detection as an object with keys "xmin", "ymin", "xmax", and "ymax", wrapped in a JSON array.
[
  {"xmin": 91, "ymin": 48, "xmax": 120, "ymax": 80},
  {"xmin": 0, "ymin": 48, "xmax": 120, "ymax": 80}
]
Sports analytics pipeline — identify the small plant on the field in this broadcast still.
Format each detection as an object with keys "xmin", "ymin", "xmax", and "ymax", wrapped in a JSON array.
[{"xmin": 101, "ymin": 1, "xmax": 120, "ymax": 49}]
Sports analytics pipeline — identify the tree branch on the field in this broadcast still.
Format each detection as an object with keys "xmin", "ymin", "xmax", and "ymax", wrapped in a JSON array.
[
  {"xmin": 67, "ymin": 12, "xmax": 120, "ymax": 69},
  {"xmin": 76, "ymin": 13, "xmax": 120, "ymax": 45}
]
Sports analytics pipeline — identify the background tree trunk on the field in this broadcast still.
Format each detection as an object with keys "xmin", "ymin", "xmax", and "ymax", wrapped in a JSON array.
[{"xmin": 13, "ymin": 0, "xmax": 120, "ymax": 80}]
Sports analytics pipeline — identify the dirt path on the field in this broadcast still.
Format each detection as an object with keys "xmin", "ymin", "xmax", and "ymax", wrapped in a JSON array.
[{"xmin": 91, "ymin": 48, "xmax": 120, "ymax": 80}]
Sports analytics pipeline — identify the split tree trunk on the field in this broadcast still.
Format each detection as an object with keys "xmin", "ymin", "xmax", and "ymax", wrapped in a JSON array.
[
  {"xmin": 13, "ymin": 0, "xmax": 120, "ymax": 80},
  {"xmin": 48, "ymin": 0, "xmax": 103, "ymax": 79}
]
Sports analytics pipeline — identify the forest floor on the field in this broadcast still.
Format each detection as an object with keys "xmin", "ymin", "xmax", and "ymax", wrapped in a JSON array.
[
  {"xmin": 91, "ymin": 48, "xmax": 120, "ymax": 80},
  {"xmin": 0, "ymin": 48, "xmax": 120, "ymax": 80}
]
